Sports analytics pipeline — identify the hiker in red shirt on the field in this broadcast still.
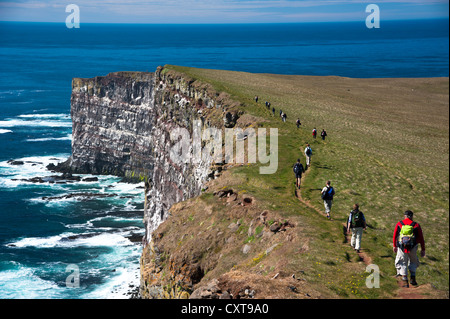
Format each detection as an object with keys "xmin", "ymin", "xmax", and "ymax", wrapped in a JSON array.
[{"xmin": 392, "ymin": 210, "xmax": 425, "ymax": 287}]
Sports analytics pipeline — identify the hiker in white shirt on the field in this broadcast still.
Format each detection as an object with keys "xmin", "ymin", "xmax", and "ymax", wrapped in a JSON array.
[
  {"xmin": 321, "ymin": 180, "xmax": 335, "ymax": 220},
  {"xmin": 304, "ymin": 144, "xmax": 312, "ymax": 168}
]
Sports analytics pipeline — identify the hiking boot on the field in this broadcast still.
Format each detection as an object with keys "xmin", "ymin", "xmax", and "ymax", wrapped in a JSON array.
[
  {"xmin": 401, "ymin": 276, "xmax": 409, "ymax": 288},
  {"xmin": 356, "ymin": 249, "xmax": 360, "ymax": 253},
  {"xmin": 410, "ymin": 276, "xmax": 418, "ymax": 286}
]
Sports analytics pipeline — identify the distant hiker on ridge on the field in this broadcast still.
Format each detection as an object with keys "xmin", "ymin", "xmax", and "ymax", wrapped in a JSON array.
[
  {"xmin": 296, "ymin": 118, "xmax": 301, "ymax": 129},
  {"xmin": 312, "ymin": 127, "xmax": 317, "ymax": 139},
  {"xmin": 321, "ymin": 129, "xmax": 327, "ymax": 141},
  {"xmin": 272, "ymin": 107, "xmax": 275, "ymax": 116},
  {"xmin": 393, "ymin": 210, "xmax": 426, "ymax": 288},
  {"xmin": 255, "ymin": 96, "xmax": 259, "ymax": 103},
  {"xmin": 321, "ymin": 180, "xmax": 335, "ymax": 220},
  {"xmin": 293, "ymin": 159, "xmax": 305, "ymax": 189},
  {"xmin": 346, "ymin": 204, "xmax": 367, "ymax": 253}
]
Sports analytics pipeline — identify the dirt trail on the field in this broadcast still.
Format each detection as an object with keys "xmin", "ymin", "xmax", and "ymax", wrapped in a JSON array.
[
  {"xmin": 294, "ymin": 185, "xmax": 372, "ymax": 266},
  {"xmin": 395, "ymin": 280, "xmax": 437, "ymax": 299}
]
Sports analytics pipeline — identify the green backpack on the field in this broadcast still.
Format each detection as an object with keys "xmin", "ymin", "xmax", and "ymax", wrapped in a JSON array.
[{"xmin": 399, "ymin": 221, "xmax": 416, "ymax": 250}]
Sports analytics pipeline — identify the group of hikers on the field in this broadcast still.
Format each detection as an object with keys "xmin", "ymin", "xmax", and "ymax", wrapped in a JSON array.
[
  {"xmin": 298, "ymin": 141, "xmax": 425, "ymax": 288},
  {"xmin": 256, "ymin": 95, "xmax": 310, "ymax": 126},
  {"xmin": 257, "ymin": 96, "xmax": 328, "ymax": 140},
  {"xmin": 255, "ymin": 95, "xmax": 426, "ymax": 289},
  {"xmin": 312, "ymin": 127, "xmax": 327, "ymax": 140},
  {"xmin": 344, "ymin": 203, "xmax": 424, "ymax": 287}
]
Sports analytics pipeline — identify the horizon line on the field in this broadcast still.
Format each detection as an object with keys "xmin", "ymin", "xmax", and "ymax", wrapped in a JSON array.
[{"xmin": 0, "ymin": 17, "xmax": 448, "ymax": 25}]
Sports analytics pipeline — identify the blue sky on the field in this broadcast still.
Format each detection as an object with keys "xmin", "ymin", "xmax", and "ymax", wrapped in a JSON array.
[{"xmin": 0, "ymin": 0, "xmax": 448, "ymax": 23}]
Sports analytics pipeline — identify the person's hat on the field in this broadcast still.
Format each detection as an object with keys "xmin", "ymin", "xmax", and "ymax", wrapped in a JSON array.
[{"xmin": 404, "ymin": 210, "xmax": 414, "ymax": 218}]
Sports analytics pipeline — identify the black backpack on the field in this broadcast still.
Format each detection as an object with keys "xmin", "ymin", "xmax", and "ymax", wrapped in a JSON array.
[
  {"xmin": 306, "ymin": 147, "xmax": 312, "ymax": 156},
  {"xmin": 351, "ymin": 210, "xmax": 364, "ymax": 228},
  {"xmin": 293, "ymin": 163, "xmax": 303, "ymax": 174}
]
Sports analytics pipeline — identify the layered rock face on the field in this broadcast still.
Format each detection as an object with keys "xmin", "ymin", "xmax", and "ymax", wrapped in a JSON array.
[
  {"xmin": 63, "ymin": 66, "xmax": 243, "ymax": 298},
  {"xmin": 70, "ymin": 71, "xmax": 155, "ymax": 178},
  {"xmin": 142, "ymin": 66, "xmax": 224, "ymax": 242},
  {"xmin": 66, "ymin": 68, "xmax": 234, "ymax": 238}
]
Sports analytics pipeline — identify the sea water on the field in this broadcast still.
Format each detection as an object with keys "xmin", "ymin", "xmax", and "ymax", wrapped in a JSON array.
[{"xmin": 0, "ymin": 20, "xmax": 448, "ymax": 299}]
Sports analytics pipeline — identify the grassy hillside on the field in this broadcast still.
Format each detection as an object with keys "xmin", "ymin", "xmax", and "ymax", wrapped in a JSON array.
[{"xmin": 160, "ymin": 65, "xmax": 449, "ymax": 298}]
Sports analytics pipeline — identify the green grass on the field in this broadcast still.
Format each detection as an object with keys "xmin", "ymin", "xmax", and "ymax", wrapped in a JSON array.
[{"xmin": 165, "ymin": 65, "xmax": 449, "ymax": 298}]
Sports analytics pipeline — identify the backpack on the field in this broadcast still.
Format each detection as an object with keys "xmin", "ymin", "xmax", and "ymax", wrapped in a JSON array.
[
  {"xmin": 398, "ymin": 221, "xmax": 417, "ymax": 250},
  {"xmin": 351, "ymin": 210, "xmax": 364, "ymax": 228},
  {"xmin": 321, "ymin": 186, "xmax": 334, "ymax": 200},
  {"xmin": 306, "ymin": 147, "xmax": 312, "ymax": 156},
  {"xmin": 293, "ymin": 163, "xmax": 302, "ymax": 174}
]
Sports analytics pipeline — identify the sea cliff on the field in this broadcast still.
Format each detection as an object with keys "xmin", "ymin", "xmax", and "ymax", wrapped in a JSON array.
[{"xmin": 58, "ymin": 66, "xmax": 249, "ymax": 298}]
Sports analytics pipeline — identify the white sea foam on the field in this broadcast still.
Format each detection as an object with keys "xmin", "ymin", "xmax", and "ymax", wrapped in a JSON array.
[
  {"xmin": 0, "ymin": 154, "xmax": 70, "ymax": 188},
  {"xmin": 65, "ymin": 216, "xmax": 143, "ymax": 232},
  {"xmin": 0, "ymin": 266, "xmax": 61, "ymax": 299},
  {"xmin": 18, "ymin": 113, "xmax": 69, "ymax": 119},
  {"xmin": 0, "ymin": 89, "xmax": 25, "ymax": 96},
  {"xmin": 108, "ymin": 181, "xmax": 144, "ymax": 195},
  {"xmin": 80, "ymin": 243, "xmax": 142, "ymax": 299},
  {"xmin": 7, "ymin": 232, "xmax": 134, "ymax": 249},
  {"xmin": 26, "ymin": 134, "xmax": 72, "ymax": 142},
  {"xmin": 1, "ymin": 149, "xmax": 145, "ymax": 298},
  {"xmin": 0, "ymin": 113, "xmax": 70, "ymax": 129},
  {"xmin": 83, "ymin": 265, "xmax": 141, "ymax": 299},
  {"xmin": 0, "ymin": 129, "xmax": 13, "ymax": 134},
  {"xmin": 0, "ymin": 118, "xmax": 72, "ymax": 128}
]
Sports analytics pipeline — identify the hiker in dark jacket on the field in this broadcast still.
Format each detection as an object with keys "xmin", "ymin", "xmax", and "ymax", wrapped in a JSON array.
[
  {"xmin": 321, "ymin": 129, "xmax": 327, "ymax": 140},
  {"xmin": 346, "ymin": 204, "xmax": 366, "ymax": 253},
  {"xmin": 293, "ymin": 159, "xmax": 305, "ymax": 189},
  {"xmin": 296, "ymin": 118, "xmax": 301, "ymax": 128},
  {"xmin": 393, "ymin": 210, "xmax": 425, "ymax": 287}
]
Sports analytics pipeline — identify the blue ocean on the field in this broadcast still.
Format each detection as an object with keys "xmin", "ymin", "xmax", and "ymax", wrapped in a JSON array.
[{"xmin": 0, "ymin": 20, "xmax": 448, "ymax": 299}]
